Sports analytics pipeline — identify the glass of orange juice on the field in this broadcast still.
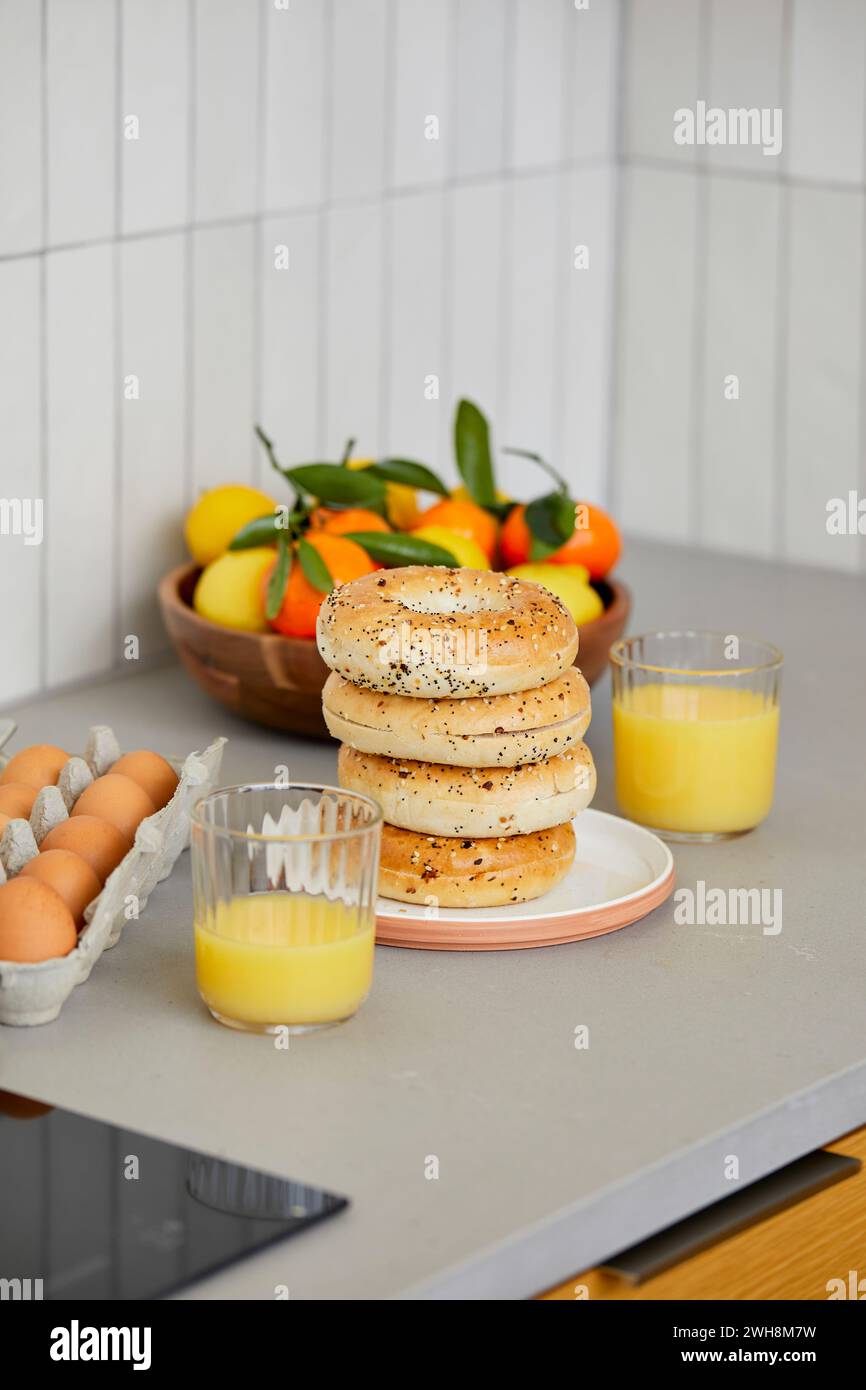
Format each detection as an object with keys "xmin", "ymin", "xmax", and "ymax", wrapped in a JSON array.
[
  {"xmin": 610, "ymin": 632, "xmax": 782, "ymax": 841},
  {"xmin": 191, "ymin": 783, "xmax": 382, "ymax": 1034}
]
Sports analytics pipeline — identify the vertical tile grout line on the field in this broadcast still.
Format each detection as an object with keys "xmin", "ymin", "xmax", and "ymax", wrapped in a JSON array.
[
  {"xmin": 551, "ymin": 0, "xmax": 576, "ymax": 482},
  {"xmin": 495, "ymin": 0, "xmax": 517, "ymax": 437},
  {"xmin": 316, "ymin": 0, "xmax": 334, "ymax": 457},
  {"xmin": 112, "ymin": 0, "xmax": 123, "ymax": 671},
  {"xmin": 605, "ymin": 0, "xmax": 629, "ymax": 518},
  {"xmin": 38, "ymin": 0, "xmax": 48, "ymax": 693},
  {"xmin": 687, "ymin": 0, "xmax": 712, "ymax": 548},
  {"xmin": 377, "ymin": 0, "xmax": 397, "ymax": 457},
  {"xmin": 772, "ymin": 0, "xmax": 794, "ymax": 561},
  {"xmin": 183, "ymin": 0, "xmax": 197, "ymax": 509},
  {"xmin": 438, "ymin": 0, "xmax": 459, "ymax": 471},
  {"xmin": 251, "ymin": 0, "xmax": 267, "ymax": 487}
]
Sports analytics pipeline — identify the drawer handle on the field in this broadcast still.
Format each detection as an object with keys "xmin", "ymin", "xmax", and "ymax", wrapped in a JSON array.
[{"xmin": 601, "ymin": 1149, "xmax": 861, "ymax": 1284}]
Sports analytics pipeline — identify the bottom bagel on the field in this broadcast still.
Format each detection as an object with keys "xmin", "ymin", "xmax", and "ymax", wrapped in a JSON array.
[{"xmin": 378, "ymin": 821, "xmax": 576, "ymax": 908}]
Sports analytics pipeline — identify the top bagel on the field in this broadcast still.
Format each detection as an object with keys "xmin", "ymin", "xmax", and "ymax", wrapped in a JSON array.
[{"xmin": 316, "ymin": 566, "xmax": 579, "ymax": 698}]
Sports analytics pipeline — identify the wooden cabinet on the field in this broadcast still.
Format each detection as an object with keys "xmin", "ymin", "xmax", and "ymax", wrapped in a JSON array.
[{"xmin": 541, "ymin": 1127, "xmax": 866, "ymax": 1301}]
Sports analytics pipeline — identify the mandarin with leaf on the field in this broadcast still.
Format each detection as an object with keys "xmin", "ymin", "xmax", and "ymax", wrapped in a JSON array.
[{"xmin": 265, "ymin": 534, "xmax": 377, "ymax": 639}]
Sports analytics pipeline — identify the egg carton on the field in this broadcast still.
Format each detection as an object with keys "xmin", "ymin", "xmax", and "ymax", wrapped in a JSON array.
[{"xmin": 0, "ymin": 719, "xmax": 226, "ymax": 1027}]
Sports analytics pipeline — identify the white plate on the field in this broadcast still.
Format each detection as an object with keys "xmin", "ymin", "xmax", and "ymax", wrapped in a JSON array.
[{"xmin": 375, "ymin": 809, "xmax": 675, "ymax": 950}]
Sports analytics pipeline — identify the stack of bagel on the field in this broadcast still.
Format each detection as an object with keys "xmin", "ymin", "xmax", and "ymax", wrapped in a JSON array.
[{"xmin": 316, "ymin": 566, "xmax": 596, "ymax": 908}]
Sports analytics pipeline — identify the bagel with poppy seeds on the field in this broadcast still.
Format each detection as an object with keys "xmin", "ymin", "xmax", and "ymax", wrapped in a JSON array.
[
  {"xmin": 322, "ymin": 667, "xmax": 591, "ymax": 768},
  {"xmin": 377, "ymin": 822, "xmax": 576, "ymax": 907},
  {"xmin": 338, "ymin": 741, "xmax": 596, "ymax": 838},
  {"xmin": 316, "ymin": 566, "xmax": 578, "ymax": 698}
]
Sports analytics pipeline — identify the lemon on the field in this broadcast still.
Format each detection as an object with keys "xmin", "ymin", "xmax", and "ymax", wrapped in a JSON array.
[
  {"xmin": 347, "ymin": 456, "xmax": 420, "ymax": 529},
  {"xmin": 452, "ymin": 485, "xmax": 511, "ymax": 506},
  {"xmin": 185, "ymin": 484, "xmax": 278, "ymax": 566},
  {"xmin": 506, "ymin": 563, "xmax": 602, "ymax": 625},
  {"xmin": 412, "ymin": 525, "xmax": 490, "ymax": 570},
  {"xmin": 193, "ymin": 548, "xmax": 275, "ymax": 632}
]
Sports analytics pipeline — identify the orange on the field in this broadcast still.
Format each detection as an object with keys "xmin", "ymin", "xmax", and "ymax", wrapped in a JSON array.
[
  {"xmin": 267, "ymin": 534, "xmax": 377, "ymax": 639},
  {"xmin": 499, "ymin": 504, "xmax": 532, "ymax": 568},
  {"xmin": 499, "ymin": 502, "xmax": 621, "ymax": 579},
  {"xmin": 548, "ymin": 504, "xmax": 621, "ymax": 579},
  {"xmin": 412, "ymin": 498, "xmax": 497, "ymax": 560},
  {"xmin": 310, "ymin": 507, "xmax": 391, "ymax": 536}
]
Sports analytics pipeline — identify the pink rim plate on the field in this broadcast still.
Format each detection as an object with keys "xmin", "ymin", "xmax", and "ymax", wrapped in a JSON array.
[{"xmin": 375, "ymin": 809, "xmax": 675, "ymax": 951}]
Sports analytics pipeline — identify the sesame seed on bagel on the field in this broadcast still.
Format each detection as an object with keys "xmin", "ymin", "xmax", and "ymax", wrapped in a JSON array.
[
  {"xmin": 377, "ymin": 821, "xmax": 577, "ymax": 907},
  {"xmin": 315, "ymin": 565, "xmax": 579, "ymax": 698},
  {"xmin": 322, "ymin": 667, "xmax": 591, "ymax": 767},
  {"xmin": 337, "ymin": 741, "xmax": 596, "ymax": 838}
]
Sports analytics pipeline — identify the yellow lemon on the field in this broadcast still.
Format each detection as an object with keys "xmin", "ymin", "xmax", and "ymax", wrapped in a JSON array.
[
  {"xmin": 185, "ymin": 484, "xmax": 278, "ymax": 566},
  {"xmin": 412, "ymin": 525, "xmax": 490, "ymax": 570},
  {"xmin": 193, "ymin": 548, "xmax": 275, "ymax": 632},
  {"xmin": 452, "ymin": 484, "xmax": 511, "ymax": 506},
  {"xmin": 506, "ymin": 563, "xmax": 602, "ymax": 625},
  {"xmin": 347, "ymin": 456, "xmax": 420, "ymax": 530}
]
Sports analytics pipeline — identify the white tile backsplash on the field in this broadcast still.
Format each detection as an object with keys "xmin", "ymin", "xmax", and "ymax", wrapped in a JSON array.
[
  {"xmin": 330, "ymin": 0, "xmax": 388, "ymax": 202},
  {"xmin": 391, "ymin": 0, "xmax": 451, "ymax": 189},
  {"xmin": 705, "ymin": 0, "xmax": 785, "ymax": 173},
  {"xmin": 699, "ymin": 175, "xmax": 780, "ymax": 554},
  {"xmin": 510, "ymin": 0, "xmax": 566, "ymax": 172},
  {"xmin": 2, "ymin": 0, "xmax": 865, "ymax": 708},
  {"xmin": 788, "ymin": 0, "xmax": 866, "ymax": 185},
  {"xmin": 570, "ymin": 0, "xmax": 620, "ymax": 162},
  {"xmin": 0, "ymin": 0, "xmax": 43, "ymax": 256},
  {"xmin": 323, "ymin": 201, "xmax": 384, "ymax": 458},
  {"xmin": 46, "ymin": 0, "xmax": 116, "ymax": 245},
  {"xmin": 44, "ymin": 244, "xmax": 115, "ymax": 686},
  {"xmin": 262, "ymin": 0, "xmax": 326, "ymax": 212},
  {"xmin": 119, "ymin": 234, "xmax": 187, "ymax": 656},
  {"xmin": 385, "ymin": 190, "xmax": 445, "ymax": 464},
  {"xmin": 453, "ymin": 0, "xmax": 508, "ymax": 179},
  {"xmin": 615, "ymin": 165, "xmax": 697, "ymax": 540},
  {"xmin": 258, "ymin": 211, "xmax": 322, "ymax": 472},
  {"xmin": 0, "ymin": 258, "xmax": 42, "ymax": 702},
  {"xmin": 500, "ymin": 173, "xmax": 560, "ymax": 475},
  {"xmin": 784, "ymin": 186, "xmax": 863, "ymax": 571},
  {"xmin": 448, "ymin": 181, "xmax": 505, "ymax": 433},
  {"xmin": 191, "ymin": 223, "xmax": 256, "ymax": 492},
  {"xmin": 623, "ymin": 0, "xmax": 703, "ymax": 164},
  {"xmin": 193, "ymin": 0, "xmax": 259, "ymax": 222},
  {"xmin": 121, "ymin": 0, "xmax": 190, "ymax": 236},
  {"xmin": 557, "ymin": 166, "xmax": 616, "ymax": 508}
]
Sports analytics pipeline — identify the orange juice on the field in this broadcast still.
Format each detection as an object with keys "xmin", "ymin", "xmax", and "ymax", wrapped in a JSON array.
[
  {"xmin": 612, "ymin": 684, "xmax": 779, "ymax": 834},
  {"xmin": 194, "ymin": 892, "xmax": 375, "ymax": 1028}
]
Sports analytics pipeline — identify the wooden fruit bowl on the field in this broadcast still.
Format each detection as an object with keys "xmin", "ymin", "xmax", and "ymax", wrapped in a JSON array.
[
  {"xmin": 577, "ymin": 576, "xmax": 631, "ymax": 684},
  {"xmin": 158, "ymin": 564, "xmax": 631, "ymax": 736}
]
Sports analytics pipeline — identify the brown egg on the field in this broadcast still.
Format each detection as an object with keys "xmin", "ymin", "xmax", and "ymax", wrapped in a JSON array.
[
  {"xmin": 71, "ymin": 774, "xmax": 156, "ymax": 842},
  {"xmin": 20, "ymin": 849, "xmax": 102, "ymax": 927},
  {"xmin": 111, "ymin": 750, "xmax": 179, "ymax": 810},
  {"xmin": 40, "ymin": 816, "xmax": 131, "ymax": 883},
  {"xmin": 0, "ymin": 878, "xmax": 77, "ymax": 962},
  {"xmin": 0, "ymin": 743, "xmax": 68, "ymax": 791},
  {"xmin": 0, "ymin": 809, "xmax": 33, "ymax": 836},
  {"xmin": 0, "ymin": 783, "xmax": 37, "ymax": 820}
]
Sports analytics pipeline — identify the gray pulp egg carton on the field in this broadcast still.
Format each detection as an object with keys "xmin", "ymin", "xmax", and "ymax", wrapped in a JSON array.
[{"xmin": 0, "ymin": 719, "xmax": 226, "ymax": 1026}]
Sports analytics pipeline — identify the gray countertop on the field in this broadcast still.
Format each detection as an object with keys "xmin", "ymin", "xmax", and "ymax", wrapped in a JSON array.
[{"xmin": 1, "ymin": 538, "xmax": 864, "ymax": 1299}]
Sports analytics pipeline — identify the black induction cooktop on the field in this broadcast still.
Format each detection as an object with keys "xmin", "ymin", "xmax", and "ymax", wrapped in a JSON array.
[{"xmin": 0, "ymin": 1088, "xmax": 348, "ymax": 1300}]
